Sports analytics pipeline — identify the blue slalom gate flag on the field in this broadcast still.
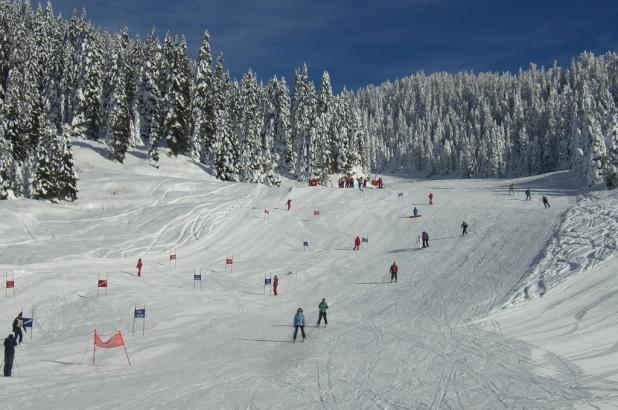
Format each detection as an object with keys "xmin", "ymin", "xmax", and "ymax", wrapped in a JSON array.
[
  {"xmin": 22, "ymin": 318, "xmax": 33, "ymax": 328},
  {"xmin": 303, "ymin": 240, "xmax": 309, "ymax": 247},
  {"xmin": 264, "ymin": 277, "xmax": 271, "ymax": 285},
  {"xmin": 194, "ymin": 274, "xmax": 202, "ymax": 281},
  {"xmin": 362, "ymin": 237, "xmax": 369, "ymax": 243},
  {"xmin": 134, "ymin": 309, "xmax": 146, "ymax": 318},
  {"xmin": 398, "ymin": 192, "xmax": 403, "ymax": 197}
]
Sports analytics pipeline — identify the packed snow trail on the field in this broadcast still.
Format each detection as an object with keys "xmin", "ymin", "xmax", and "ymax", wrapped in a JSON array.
[{"xmin": 0, "ymin": 142, "xmax": 616, "ymax": 409}]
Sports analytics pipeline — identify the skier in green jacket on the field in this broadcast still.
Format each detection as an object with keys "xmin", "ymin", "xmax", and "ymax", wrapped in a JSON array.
[{"xmin": 317, "ymin": 299, "xmax": 328, "ymax": 327}]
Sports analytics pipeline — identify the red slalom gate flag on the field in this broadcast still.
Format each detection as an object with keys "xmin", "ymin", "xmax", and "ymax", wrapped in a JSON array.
[
  {"xmin": 6, "ymin": 280, "xmax": 14, "ymax": 289},
  {"xmin": 226, "ymin": 258, "xmax": 233, "ymax": 265},
  {"xmin": 169, "ymin": 254, "xmax": 176, "ymax": 261},
  {"xmin": 94, "ymin": 332, "xmax": 124, "ymax": 348},
  {"xmin": 314, "ymin": 210, "xmax": 320, "ymax": 216},
  {"xmin": 98, "ymin": 279, "xmax": 108, "ymax": 288},
  {"xmin": 93, "ymin": 330, "xmax": 131, "ymax": 367}
]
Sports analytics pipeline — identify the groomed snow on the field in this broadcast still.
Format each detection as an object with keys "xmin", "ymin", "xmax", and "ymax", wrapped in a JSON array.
[{"xmin": 0, "ymin": 140, "xmax": 616, "ymax": 409}]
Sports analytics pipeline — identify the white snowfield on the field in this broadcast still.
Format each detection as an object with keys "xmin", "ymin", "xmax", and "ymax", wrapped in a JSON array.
[{"xmin": 1, "ymin": 140, "xmax": 617, "ymax": 410}]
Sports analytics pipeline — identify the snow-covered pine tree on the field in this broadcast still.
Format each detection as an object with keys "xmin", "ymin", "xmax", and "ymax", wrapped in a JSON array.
[
  {"xmin": 271, "ymin": 77, "xmax": 293, "ymax": 174},
  {"xmin": 191, "ymin": 31, "xmax": 215, "ymax": 164},
  {"xmin": 138, "ymin": 29, "xmax": 162, "ymax": 146},
  {"xmin": 72, "ymin": 31, "xmax": 104, "ymax": 140},
  {"xmin": 239, "ymin": 70, "xmax": 262, "ymax": 182},
  {"xmin": 0, "ymin": 126, "xmax": 14, "ymax": 199},
  {"xmin": 291, "ymin": 64, "xmax": 316, "ymax": 180},
  {"xmin": 163, "ymin": 36, "xmax": 191, "ymax": 156},
  {"xmin": 106, "ymin": 31, "xmax": 132, "ymax": 163}
]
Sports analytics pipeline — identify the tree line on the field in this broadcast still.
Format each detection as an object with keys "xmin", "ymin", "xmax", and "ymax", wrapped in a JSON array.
[{"xmin": 0, "ymin": 1, "xmax": 616, "ymax": 201}]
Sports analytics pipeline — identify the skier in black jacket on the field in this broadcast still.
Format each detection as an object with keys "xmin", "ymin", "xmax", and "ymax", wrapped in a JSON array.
[
  {"xmin": 12, "ymin": 312, "xmax": 25, "ymax": 344},
  {"xmin": 4, "ymin": 334, "xmax": 17, "ymax": 376}
]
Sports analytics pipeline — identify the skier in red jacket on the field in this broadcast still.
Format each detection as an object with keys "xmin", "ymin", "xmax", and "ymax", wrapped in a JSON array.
[
  {"xmin": 428, "ymin": 193, "xmax": 433, "ymax": 205},
  {"xmin": 273, "ymin": 275, "xmax": 279, "ymax": 296},
  {"xmin": 286, "ymin": 199, "xmax": 292, "ymax": 210},
  {"xmin": 389, "ymin": 262, "xmax": 398, "ymax": 282},
  {"xmin": 136, "ymin": 258, "xmax": 143, "ymax": 277},
  {"xmin": 354, "ymin": 236, "xmax": 361, "ymax": 251}
]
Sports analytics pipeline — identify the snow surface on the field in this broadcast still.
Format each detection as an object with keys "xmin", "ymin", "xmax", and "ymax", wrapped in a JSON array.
[{"xmin": 0, "ymin": 140, "xmax": 617, "ymax": 409}]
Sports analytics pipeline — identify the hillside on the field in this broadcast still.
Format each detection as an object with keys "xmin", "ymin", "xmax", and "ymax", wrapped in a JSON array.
[{"xmin": 0, "ymin": 140, "xmax": 616, "ymax": 409}]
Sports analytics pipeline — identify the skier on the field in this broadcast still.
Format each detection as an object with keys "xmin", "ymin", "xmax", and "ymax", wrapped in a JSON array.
[
  {"xmin": 428, "ymin": 193, "xmax": 433, "ymax": 205},
  {"xmin": 293, "ymin": 308, "xmax": 306, "ymax": 342},
  {"xmin": 12, "ymin": 313, "xmax": 25, "ymax": 344},
  {"xmin": 286, "ymin": 199, "xmax": 292, "ymax": 210},
  {"xmin": 273, "ymin": 275, "xmax": 279, "ymax": 296},
  {"xmin": 3, "ymin": 334, "xmax": 17, "ymax": 377},
  {"xmin": 317, "ymin": 299, "xmax": 328, "ymax": 327},
  {"xmin": 354, "ymin": 236, "xmax": 361, "ymax": 251},
  {"xmin": 413, "ymin": 207, "xmax": 419, "ymax": 217},
  {"xmin": 525, "ymin": 188, "xmax": 532, "ymax": 200},
  {"xmin": 461, "ymin": 221, "xmax": 468, "ymax": 235},
  {"xmin": 389, "ymin": 262, "xmax": 398, "ymax": 283},
  {"xmin": 509, "ymin": 183, "xmax": 515, "ymax": 196},
  {"xmin": 542, "ymin": 196, "xmax": 550, "ymax": 208},
  {"xmin": 421, "ymin": 231, "xmax": 429, "ymax": 248},
  {"xmin": 136, "ymin": 257, "xmax": 143, "ymax": 277}
]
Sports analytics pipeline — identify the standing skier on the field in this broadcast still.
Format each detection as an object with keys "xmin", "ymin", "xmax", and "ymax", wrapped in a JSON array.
[
  {"xmin": 421, "ymin": 231, "xmax": 429, "ymax": 248},
  {"xmin": 389, "ymin": 262, "xmax": 398, "ymax": 283},
  {"xmin": 293, "ymin": 308, "xmax": 306, "ymax": 342},
  {"xmin": 136, "ymin": 258, "xmax": 143, "ymax": 277},
  {"xmin": 413, "ymin": 207, "xmax": 419, "ymax": 217},
  {"xmin": 317, "ymin": 299, "xmax": 329, "ymax": 327},
  {"xmin": 12, "ymin": 313, "xmax": 25, "ymax": 344},
  {"xmin": 525, "ymin": 188, "xmax": 532, "ymax": 200},
  {"xmin": 273, "ymin": 275, "xmax": 279, "ymax": 296},
  {"xmin": 542, "ymin": 196, "xmax": 550, "ymax": 208},
  {"xmin": 509, "ymin": 183, "xmax": 515, "ymax": 196},
  {"xmin": 354, "ymin": 236, "xmax": 361, "ymax": 251},
  {"xmin": 3, "ymin": 334, "xmax": 17, "ymax": 377},
  {"xmin": 428, "ymin": 193, "xmax": 434, "ymax": 205},
  {"xmin": 286, "ymin": 199, "xmax": 292, "ymax": 210},
  {"xmin": 461, "ymin": 221, "xmax": 468, "ymax": 235}
]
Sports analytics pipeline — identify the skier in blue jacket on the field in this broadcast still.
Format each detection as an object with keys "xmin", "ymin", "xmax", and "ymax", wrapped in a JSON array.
[{"xmin": 293, "ymin": 308, "xmax": 306, "ymax": 342}]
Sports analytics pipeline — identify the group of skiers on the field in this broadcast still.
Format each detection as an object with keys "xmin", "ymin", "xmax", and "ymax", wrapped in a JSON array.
[
  {"xmin": 337, "ymin": 177, "xmax": 384, "ymax": 189},
  {"xmin": 4, "ymin": 312, "xmax": 26, "ymax": 377},
  {"xmin": 510, "ymin": 184, "xmax": 550, "ymax": 208},
  {"xmin": 292, "ymin": 298, "xmax": 329, "ymax": 342}
]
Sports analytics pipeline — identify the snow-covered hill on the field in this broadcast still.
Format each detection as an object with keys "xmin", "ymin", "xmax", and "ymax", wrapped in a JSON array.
[{"xmin": 0, "ymin": 140, "xmax": 616, "ymax": 409}]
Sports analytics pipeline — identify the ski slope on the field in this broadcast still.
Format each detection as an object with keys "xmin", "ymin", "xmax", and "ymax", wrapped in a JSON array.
[{"xmin": 0, "ymin": 140, "xmax": 617, "ymax": 409}]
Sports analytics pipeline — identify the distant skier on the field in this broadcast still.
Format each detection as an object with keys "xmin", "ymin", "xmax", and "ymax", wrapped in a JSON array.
[
  {"xmin": 428, "ymin": 193, "xmax": 433, "ymax": 205},
  {"xmin": 525, "ymin": 188, "xmax": 531, "ymax": 200},
  {"xmin": 421, "ymin": 231, "xmax": 429, "ymax": 248},
  {"xmin": 461, "ymin": 221, "xmax": 468, "ymax": 235},
  {"xmin": 12, "ymin": 313, "xmax": 25, "ymax": 344},
  {"xmin": 509, "ymin": 183, "xmax": 515, "ymax": 196},
  {"xmin": 293, "ymin": 308, "xmax": 306, "ymax": 342},
  {"xmin": 317, "ymin": 299, "xmax": 328, "ymax": 327},
  {"xmin": 136, "ymin": 257, "xmax": 143, "ymax": 277},
  {"xmin": 542, "ymin": 196, "xmax": 550, "ymax": 208},
  {"xmin": 413, "ymin": 207, "xmax": 419, "ymax": 217},
  {"xmin": 273, "ymin": 275, "xmax": 279, "ymax": 296},
  {"xmin": 286, "ymin": 199, "xmax": 292, "ymax": 210},
  {"xmin": 3, "ymin": 334, "xmax": 17, "ymax": 377},
  {"xmin": 389, "ymin": 262, "xmax": 398, "ymax": 283},
  {"xmin": 354, "ymin": 236, "xmax": 361, "ymax": 251}
]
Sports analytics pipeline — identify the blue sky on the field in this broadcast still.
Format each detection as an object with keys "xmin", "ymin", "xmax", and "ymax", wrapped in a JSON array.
[{"xmin": 49, "ymin": 0, "xmax": 618, "ymax": 93}]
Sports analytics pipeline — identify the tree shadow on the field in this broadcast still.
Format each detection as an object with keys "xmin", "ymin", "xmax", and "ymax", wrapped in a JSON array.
[
  {"xmin": 238, "ymin": 338, "xmax": 295, "ymax": 343},
  {"xmin": 387, "ymin": 248, "xmax": 416, "ymax": 254},
  {"xmin": 352, "ymin": 281, "xmax": 391, "ymax": 285},
  {"xmin": 71, "ymin": 140, "xmax": 108, "ymax": 160}
]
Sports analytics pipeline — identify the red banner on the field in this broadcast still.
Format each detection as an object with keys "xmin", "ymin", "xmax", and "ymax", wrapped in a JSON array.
[
  {"xmin": 98, "ymin": 279, "xmax": 108, "ymax": 288},
  {"xmin": 94, "ymin": 332, "xmax": 124, "ymax": 348},
  {"xmin": 6, "ymin": 280, "xmax": 14, "ymax": 289},
  {"xmin": 169, "ymin": 254, "xmax": 176, "ymax": 260}
]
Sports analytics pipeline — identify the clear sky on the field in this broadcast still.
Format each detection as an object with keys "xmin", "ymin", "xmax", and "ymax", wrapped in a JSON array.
[{"xmin": 48, "ymin": 0, "xmax": 618, "ymax": 93}]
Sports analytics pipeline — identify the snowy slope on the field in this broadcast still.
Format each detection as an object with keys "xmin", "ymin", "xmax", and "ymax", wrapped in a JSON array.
[{"xmin": 0, "ymin": 140, "xmax": 616, "ymax": 409}]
